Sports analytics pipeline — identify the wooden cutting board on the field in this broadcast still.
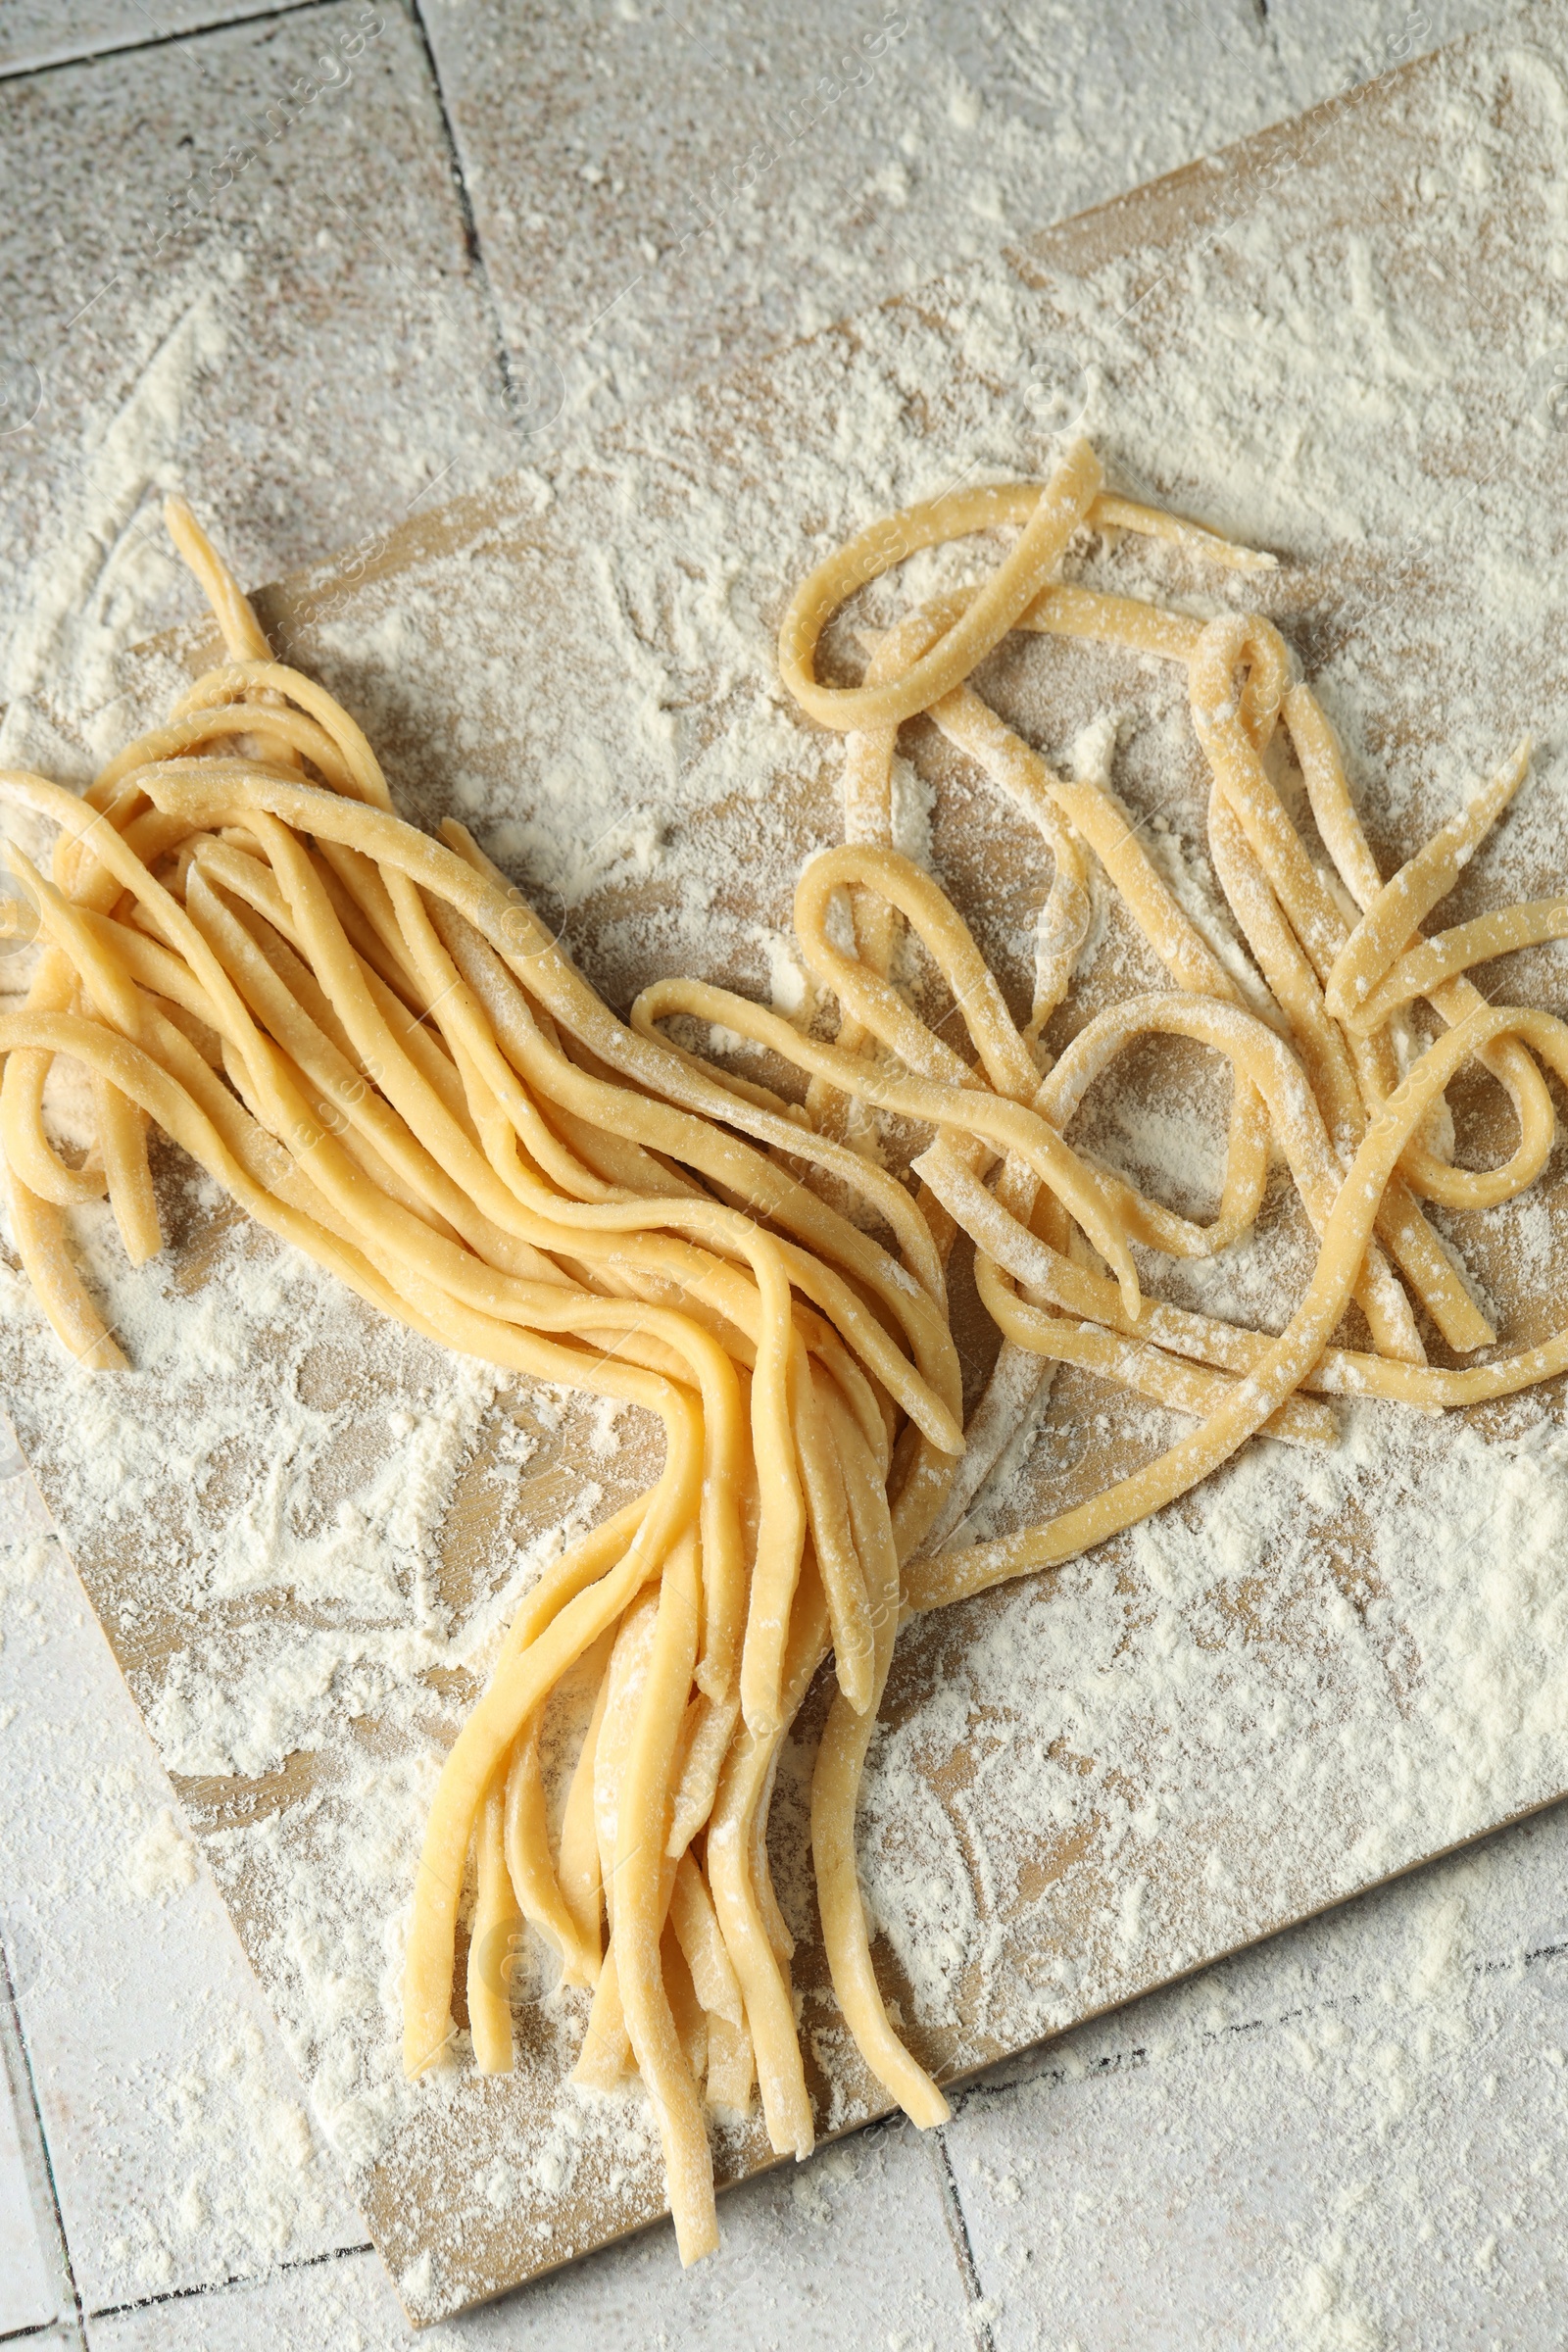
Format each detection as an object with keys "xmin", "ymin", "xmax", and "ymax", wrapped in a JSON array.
[{"xmin": 9, "ymin": 7, "xmax": 1568, "ymax": 2322}]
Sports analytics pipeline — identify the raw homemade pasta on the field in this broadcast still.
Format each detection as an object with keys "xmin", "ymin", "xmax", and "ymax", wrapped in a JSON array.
[{"xmin": 4, "ymin": 440, "xmax": 1565, "ymax": 2260}]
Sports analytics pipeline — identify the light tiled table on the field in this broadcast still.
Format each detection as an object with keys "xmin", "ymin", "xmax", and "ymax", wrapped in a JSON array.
[{"xmin": 1, "ymin": 4, "xmax": 1555, "ymax": 2346}]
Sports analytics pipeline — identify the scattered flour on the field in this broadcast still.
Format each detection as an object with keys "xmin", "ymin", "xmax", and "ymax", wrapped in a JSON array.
[{"xmin": 124, "ymin": 1806, "xmax": 199, "ymax": 1904}]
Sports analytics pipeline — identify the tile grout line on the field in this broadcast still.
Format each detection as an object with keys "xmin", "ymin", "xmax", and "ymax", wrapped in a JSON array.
[
  {"xmin": 0, "ymin": 1, "xmax": 315, "ymax": 85},
  {"xmin": 403, "ymin": 0, "xmax": 526, "ymax": 432},
  {"xmin": 0, "ymin": 1443, "xmax": 371, "ymax": 2338},
  {"xmin": 923, "ymin": 1917, "xmax": 1568, "ymax": 2166},
  {"xmin": 84, "ymin": 2240, "xmax": 377, "ymax": 2326},
  {"xmin": 930, "ymin": 2128, "xmax": 997, "ymax": 2350},
  {"xmin": 0, "ymin": 1943, "xmax": 85, "ymax": 2351}
]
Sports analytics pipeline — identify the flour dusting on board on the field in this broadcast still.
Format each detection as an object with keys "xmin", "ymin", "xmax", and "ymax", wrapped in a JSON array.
[{"xmin": 7, "ymin": 23, "xmax": 1568, "ymax": 2325}]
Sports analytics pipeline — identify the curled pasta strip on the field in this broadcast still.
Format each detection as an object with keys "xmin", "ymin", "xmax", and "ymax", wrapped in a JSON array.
[
  {"xmin": 813, "ymin": 596, "xmax": 1071, "ymax": 1554},
  {"xmin": 633, "ymin": 960, "xmax": 1143, "ymax": 1318},
  {"xmin": 1324, "ymin": 739, "xmax": 1532, "ymax": 1021},
  {"xmin": 907, "ymin": 1004, "xmax": 1568, "ymax": 1613},
  {"xmin": 778, "ymin": 442, "xmax": 1105, "ymax": 733},
  {"xmin": 972, "ymin": 1260, "xmax": 1339, "ymax": 1448},
  {"xmin": 777, "ymin": 446, "xmax": 1277, "ymax": 732},
  {"xmin": 1210, "ymin": 655, "xmax": 1554, "ymax": 1214},
  {"xmin": 769, "ymin": 455, "xmax": 1568, "ymax": 1642},
  {"xmin": 1347, "ymin": 899, "xmax": 1568, "ymax": 1029}
]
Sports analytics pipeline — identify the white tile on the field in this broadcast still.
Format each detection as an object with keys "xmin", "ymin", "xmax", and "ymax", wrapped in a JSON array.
[
  {"xmin": 85, "ymin": 2122, "xmax": 975, "ymax": 2349},
  {"xmin": 420, "ymin": 0, "xmax": 1292, "ymax": 435},
  {"xmin": 1264, "ymin": 0, "xmax": 1506, "ymax": 111},
  {"xmin": 0, "ymin": 1995, "xmax": 60, "ymax": 2334},
  {"xmin": 0, "ymin": 1451, "xmax": 367, "ymax": 2313},
  {"xmin": 0, "ymin": 2, "xmax": 514, "ymax": 752},
  {"xmin": 0, "ymin": 5, "xmax": 317, "ymax": 78},
  {"xmin": 943, "ymin": 1807, "xmax": 1568, "ymax": 2350},
  {"xmin": 0, "ymin": 1436, "xmax": 975, "ymax": 2336}
]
